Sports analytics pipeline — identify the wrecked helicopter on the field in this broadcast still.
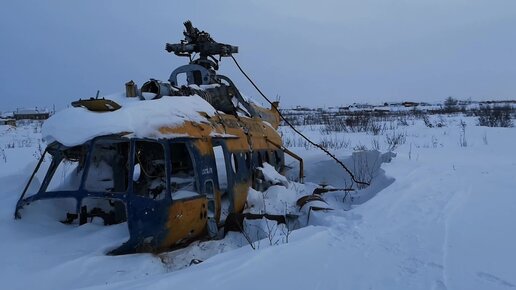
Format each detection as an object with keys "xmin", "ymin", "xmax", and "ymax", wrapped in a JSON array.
[{"xmin": 14, "ymin": 21, "xmax": 305, "ymax": 255}]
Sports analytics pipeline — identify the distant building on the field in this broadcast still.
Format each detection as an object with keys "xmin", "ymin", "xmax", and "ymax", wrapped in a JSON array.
[
  {"xmin": 353, "ymin": 103, "xmax": 374, "ymax": 109},
  {"xmin": 13, "ymin": 108, "xmax": 50, "ymax": 120},
  {"xmin": 0, "ymin": 118, "xmax": 16, "ymax": 126},
  {"xmin": 373, "ymin": 107, "xmax": 390, "ymax": 113},
  {"xmin": 402, "ymin": 101, "xmax": 419, "ymax": 107}
]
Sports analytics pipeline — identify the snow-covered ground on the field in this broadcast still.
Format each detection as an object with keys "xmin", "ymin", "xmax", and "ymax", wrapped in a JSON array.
[{"xmin": 0, "ymin": 113, "xmax": 515, "ymax": 290}]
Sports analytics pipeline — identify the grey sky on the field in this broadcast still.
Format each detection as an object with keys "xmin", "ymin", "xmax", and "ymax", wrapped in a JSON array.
[{"xmin": 1, "ymin": 0, "xmax": 515, "ymax": 110}]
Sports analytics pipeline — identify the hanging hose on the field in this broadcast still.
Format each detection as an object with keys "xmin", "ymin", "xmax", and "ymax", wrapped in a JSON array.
[{"xmin": 230, "ymin": 55, "xmax": 370, "ymax": 187}]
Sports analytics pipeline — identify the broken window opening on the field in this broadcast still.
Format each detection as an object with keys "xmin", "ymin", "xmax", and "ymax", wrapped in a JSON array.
[
  {"xmin": 264, "ymin": 150, "xmax": 270, "ymax": 164},
  {"xmin": 256, "ymin": 151, "xmax": 264, "ymax": 167},
  {"xmin": 170, "ymin": 142, "xmax": 198, "ymax": 200},
  {"xmin": 176, "ymin": 72, "xmax": 188, "ymax": 87},
  {"xmin": 46, "ymin": 146, "xmax": 86, "ymax": 192},
  {"xmin": 133, "ymin": 141, "xmax": 166, "ymax": 200},
  {"xmin": 204, "ymin": 180, "xmax": 215, "ymax": 217},
  {"xmin": 85, "ymin": 140, "xmax": 129, "ymax": 193},
  {"xmin": 274, "ymin": 150, "xmax": 283, "ymax": 172},
  {"xmin": 230, "ymin": 153, "xmax": 238, "ymax": 174},
  {"xmin": 244, "ymin": 152, "xmax": 251, "ymax": 170},
  {"xmin": 78, "ymin": 197, "xmax": 127, "ymax": 226},
  {"xmin": 23, "ymin": 151, "xmax": 51, "ymax": 198},
  {"xmin": 213, "ymin": 145, "xmax": 229, "ymax": 191}
]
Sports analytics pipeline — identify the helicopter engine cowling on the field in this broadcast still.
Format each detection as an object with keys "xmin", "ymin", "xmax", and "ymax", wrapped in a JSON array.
[{"xmin": 140, "ymin": 79, "xmax": 174, "ymax": 99}]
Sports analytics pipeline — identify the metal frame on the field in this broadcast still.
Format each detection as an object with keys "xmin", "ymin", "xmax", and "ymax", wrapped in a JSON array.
[{"xmin": 266, "ymin": 138, "xmax": 304, "ymax": 183}]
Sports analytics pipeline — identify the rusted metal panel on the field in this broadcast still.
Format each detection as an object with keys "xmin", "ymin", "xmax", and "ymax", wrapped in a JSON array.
[
  {"xmin": 232, "ymin": 181, "xmax": 251, "ymax": 213},
  {"xmin": 162, "ymin": 197, "xmax": 208, "ymax": 248}
]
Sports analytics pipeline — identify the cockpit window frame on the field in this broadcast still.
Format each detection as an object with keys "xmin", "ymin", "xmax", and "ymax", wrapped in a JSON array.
[{"xmin": 168, "ymin": 138, "xmax": 201, "ymax": 201}]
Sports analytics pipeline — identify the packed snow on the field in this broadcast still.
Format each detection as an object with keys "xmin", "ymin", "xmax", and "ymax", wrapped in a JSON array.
[
  {"xmin": 43, "ymin": 93, "xmax": 217, "ymax": 146},
  {"xmin": 0, "ymin": 110, "xmax": 515, "ymax": 290}
]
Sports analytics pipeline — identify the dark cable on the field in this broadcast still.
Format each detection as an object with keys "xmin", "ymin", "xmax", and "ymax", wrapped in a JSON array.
[{"xmin": 230, "ymin": 55, "xmax": 369, "ymax": 187}]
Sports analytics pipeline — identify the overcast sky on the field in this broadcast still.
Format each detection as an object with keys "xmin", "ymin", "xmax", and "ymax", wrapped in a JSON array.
[{"xmin": 1, "ymin": 0, "xmax": 515, "ymax": 110}]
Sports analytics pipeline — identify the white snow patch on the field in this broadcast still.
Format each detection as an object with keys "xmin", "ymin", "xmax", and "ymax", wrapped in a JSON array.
[
  {"xmin": 258, "ymin": 162, "xmax": 289, "ymax": 187},
  {"xmin": 1, "ymin": 114, "xmax": 516, "ymax": 290},
  {"xmin": 42, "ymin": 94, "xmax": 217, "ymax": 146}
]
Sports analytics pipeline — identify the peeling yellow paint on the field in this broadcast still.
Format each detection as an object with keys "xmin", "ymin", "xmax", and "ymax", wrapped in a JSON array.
[
  {"xmin": 162, "ymin": 197, "xmax": 207, "ymax": 250},
  {"xmin": 232, "ymin": 181, "xmax": 251, "ymax": 213},
  {"xmin": 154, "ymin": 109, "xmax": 284, "ymax": 248}
]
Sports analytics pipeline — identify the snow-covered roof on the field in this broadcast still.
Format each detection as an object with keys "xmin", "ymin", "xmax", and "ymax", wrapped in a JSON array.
[
  {"xmin": 42, "ymin": 93, "xmax": 217, "ymax": 146},
  {"xmin": 14, "ymin": 108, "xmax": 49, "ymax": 115}
]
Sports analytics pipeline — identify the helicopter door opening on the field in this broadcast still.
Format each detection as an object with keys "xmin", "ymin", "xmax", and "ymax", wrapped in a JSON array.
[
  {"xmin": 82, "ymin": 140, "xmax": 130, "ymax": 225},
  {"xmin": 133, "ymin": 141, "xmax": 166, "ymax": 200},
  {"xmin": 108, "ymin": 140, "xmax": 170, "ymax": 254},
  {"xmin": 204, "ymin": 180, "xmax": 218, "ymax": 237},
  {"xmin": 175, "ymin": 73, "xmax": 188, "ymax": 87},
  {"xmin": 169, "ymin": 142, "xmax": 198, "ymax": 200},
  {"xmin": 213, "ymin": 145, "xmax": 228, "ymax": 191},
  {"xmin": 213, "ymin": 144, "xmax": 231, "ymax": 223},
  {"xmin": 85, "ymin": 140, "xmax": 129, "ymax": 193}
]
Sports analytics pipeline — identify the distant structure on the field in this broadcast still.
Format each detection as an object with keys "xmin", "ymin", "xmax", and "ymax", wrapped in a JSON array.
[
  {"xmin": 402, "ymin": 101, "xmax": 419, "ymax": 108},
  {"xmin": 0, "ymin": 118, "xmax": 16, "ymax": 126},
  {"xmin": 13, "ymin": 108, "xmax": 50, "ymax": 120}
]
